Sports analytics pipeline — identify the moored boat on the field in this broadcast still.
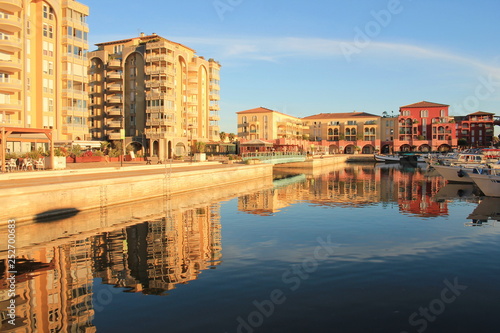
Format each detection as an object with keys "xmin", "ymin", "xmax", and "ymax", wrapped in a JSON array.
[{"xmin": 469, "ymin": 169, "xmax": 500, "ymax": 197}]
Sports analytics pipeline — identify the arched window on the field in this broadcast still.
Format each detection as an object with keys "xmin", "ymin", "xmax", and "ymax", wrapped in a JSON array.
[
  {"xmin": 334, "ymin": 128, "xmax": 339, "ymax": 135},
  {"xmin": 242, "ymin": 116, "xmax": 247, "ymax": 123},
  {"xmin": 328, "ymin": 128, "xmax": 333, "ymax": 135}
]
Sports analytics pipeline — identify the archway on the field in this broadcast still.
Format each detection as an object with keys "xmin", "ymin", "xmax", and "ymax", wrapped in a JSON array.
[
  {"xmin": 399, "ymin": 144, "xmax": 412, "ymax": 152},
  {"xmin": 153, "ymin": 140, "xmax": 159, "ymax": 157},
  {"xmin": 344, "ymin": 144, "xmax": 356, "ymax": 154},
  {"xmin": 175, "ymin": 142, "xmax": 186, "ymax": 156},
  {"xmin": 329, "ymin": 144, "xmax": 339, "ymax": 154},
  {"xmin": 362, "ymin": 145, "xmax": 375, "ymax": 154},
  {"xmin": 437, "ymin": 144, "xmax": 452, "ymax": 152},
  {"xmin": 418, "ymin": 144, "xmax": 431, "ymax": 152},
  {"xmin": 381, "ymin": 144, "xmax": 392, "ymax": 154},
  {"xmin": 126, "ymin": 141, "xmax": 143, "ymax": 156}
]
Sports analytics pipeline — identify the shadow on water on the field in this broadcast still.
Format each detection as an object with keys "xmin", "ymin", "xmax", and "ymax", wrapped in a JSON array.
[{"xmin": 35, "ymin": 208, "xmax": 80, "ymax": 223}]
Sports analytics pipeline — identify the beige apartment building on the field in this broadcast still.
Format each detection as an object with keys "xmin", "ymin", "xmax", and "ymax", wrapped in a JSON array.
[
  {"xmin": 237, "ymin": 107, "xmax": 308, "ymax": 141},
  {"xmin": 88, "ymin": 33, "xmax": 221, "ymax": 159},
  {"xmin": 0, "ymin": 0, "xmax": 90, "ymax": 153}
]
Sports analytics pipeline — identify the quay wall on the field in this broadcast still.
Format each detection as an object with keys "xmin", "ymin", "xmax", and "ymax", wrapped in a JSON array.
[
  {"xmin": 0, "ymin": 164, "xmax": 273, "ymax": 225},
  {"xmin": 279, "ymin": 154, "xmax": 374, "ymax": 168},
  {"xmin": 0, "ymin": 174, "xmax": 274, "ymax": 253}
]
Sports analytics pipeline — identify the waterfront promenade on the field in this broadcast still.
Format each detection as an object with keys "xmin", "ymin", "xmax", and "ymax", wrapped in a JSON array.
[{"xmin": 0, "ymin": 159, "xmax": 274, "ymax": 224}]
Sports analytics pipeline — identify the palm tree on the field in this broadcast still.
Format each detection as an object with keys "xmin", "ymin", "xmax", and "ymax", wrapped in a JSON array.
[
  {"xmin": 219, "ymin": 131, "xmax": 227, "ymax": 142},
  {"xmin": 228, "ymin": 133, "xmax": 235, "ymax": 142}
]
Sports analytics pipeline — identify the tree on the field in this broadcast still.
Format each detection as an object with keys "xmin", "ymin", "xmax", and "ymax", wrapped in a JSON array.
[
  {"xmin": 228, "ymin": 133, "xmax": 235, "ymax": 142},
  {"xmin": 458, "ymin": 138, "xmax": 468, "ymax": 147},
  {"xmin": 219, "ymin": 131, "xmax": 226, "ymax": 142}
]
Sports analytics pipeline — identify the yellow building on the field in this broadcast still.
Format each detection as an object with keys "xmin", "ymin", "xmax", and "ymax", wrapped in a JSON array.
[
  {"xmin": 88, "ymin": 33, "xmax": 221, "ymax": 159},
  {"xmin": 0, "ymin": 0, "xmax": 90, "ymax": 153},
  {"xmin": 302, "ymin": 112, "xmax": 382, "ymax": 154},
  {"xmin": 236, "ymin": 107, "xmax": 308, "ymax": 141}
]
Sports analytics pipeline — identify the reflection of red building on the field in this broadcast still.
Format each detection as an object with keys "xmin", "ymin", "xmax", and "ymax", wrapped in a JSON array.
[
  {"xmin": 455, "ymin": 111, "xmax": 495, "ymax": 147},
  {"xmin": 240, "ymin": 165, "xmax": 449, "ymax": 218},
  {"xmin": 386, "ymin": 101, "xmax": 458, "ymax": 153}
]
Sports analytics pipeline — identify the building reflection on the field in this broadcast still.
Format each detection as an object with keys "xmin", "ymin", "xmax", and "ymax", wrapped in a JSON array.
[
  {"xmin": 0, "ymin": 203, "xmax": 222, "ymax": 331},
  {"xmin": 240, "ymin": 164, "xmax": 451, "ymax": 217}
]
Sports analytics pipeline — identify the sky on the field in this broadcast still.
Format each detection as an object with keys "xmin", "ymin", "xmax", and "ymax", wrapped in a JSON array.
[{"xmin": 83, "ymin": 0, "xmax": 500, "ymax": 133}]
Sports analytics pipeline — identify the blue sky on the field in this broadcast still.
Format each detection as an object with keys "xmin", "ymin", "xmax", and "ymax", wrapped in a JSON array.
[{"xmin": 84, "ymin": 0, "xmax": 500, "ymax": 133}]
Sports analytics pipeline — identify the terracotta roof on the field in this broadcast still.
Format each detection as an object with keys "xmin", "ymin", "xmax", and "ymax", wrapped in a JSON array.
[
  {"xmin": 467, "ymin": 111, "xmax": 495, "ymax": 116},
  {"xmin": 302, "ymin": 112, "xmax": 380, "ymax": 120},
  {"xmin": 400, "ymin": 101, "xmax": 449, "ymax": 108},
  {"xmin": 236, "ymin": 107, "xmax": 292, "ymax": 118}
]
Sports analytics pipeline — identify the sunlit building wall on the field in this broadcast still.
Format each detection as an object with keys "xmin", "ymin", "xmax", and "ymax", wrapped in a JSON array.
[
  {"xmin": 88, "ymin": 33, "xmax": 221, "ymax": 159},
  {"xmin": 0, "ymin": 0, "xmax": 90, "ymax": 152}
]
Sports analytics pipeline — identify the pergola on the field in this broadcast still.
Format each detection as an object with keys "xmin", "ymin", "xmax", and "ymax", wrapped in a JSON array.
[
  {"xmin": 0, "ymin": 127, "xmax": 54, "ymax": 173},
  {"xmin": 239, "ymin": 139, "xmax": 274, "ymax": 153}
]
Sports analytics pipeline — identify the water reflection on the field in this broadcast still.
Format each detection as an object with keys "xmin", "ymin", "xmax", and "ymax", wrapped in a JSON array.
[
  {"xmin": 1, "ymin": 163, "xmax": 497, "ymax": 332},
  {"xmin": 0, "ymin": 204, "xmax": 222, "ymax": 331},
  {"xmin": 242, "ymin": 163, "xmax": 454, "ymax": 218}
]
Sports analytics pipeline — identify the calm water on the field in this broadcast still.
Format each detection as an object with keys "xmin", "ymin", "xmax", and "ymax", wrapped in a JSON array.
[{"xmin": 2, "ymin": 163, "xmax": 500, "ymax": 333}]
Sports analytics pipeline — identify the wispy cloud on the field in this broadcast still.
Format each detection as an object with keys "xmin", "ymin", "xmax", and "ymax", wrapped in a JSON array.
[{"xmin": 175, "ymin": 36, "xmax": 500, "ymax": 75}]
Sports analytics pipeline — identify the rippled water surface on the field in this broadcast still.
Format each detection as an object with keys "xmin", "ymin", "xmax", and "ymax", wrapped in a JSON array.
[{"xmin": 2, "ymin": 163, "xmax": 500, "ymax": 333}]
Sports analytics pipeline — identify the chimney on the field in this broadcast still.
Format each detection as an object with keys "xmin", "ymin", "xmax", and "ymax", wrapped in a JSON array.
[{"xmin": 140, "ymin": 32, "xmax": 145, "ymax": 37}]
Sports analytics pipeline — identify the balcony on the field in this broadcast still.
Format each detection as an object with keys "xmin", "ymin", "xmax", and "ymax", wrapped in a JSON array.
[
  {"xmin": 0, "ymin": 99, "xmax": 21, "ymax": 112},
  {"xmin": 0, "ymin": 58, "xmax": 21, "ymax": 72},
  {"xmin": 107, "ymin": 121, "xmax": 122, "ymax": 128},
  {"xmin": 107, "ymin": 84, "xmax": 122, "ymax": 92},
  {"xmin": 107, "ymin": 132, "xmax": 121, "ymax": 140},
  {"xmin": 106, "ymin": 72, "xmax": 122, "ymax": 80},
  {"xmin": 106, "ymin": 96, "xmax": 122, "ymax": 104},
  {"xmin": 107, "ymin": 59, "xmax": 121, "ymax": 69},
  {"xmin": 209, "ymin": 104, "xmax": 220, "ymax": 111},
  {"xmin": 0, "ymin": 34, "xmax": 21, "ymax": 53},
  {"xmin": 209, "ymin": 114, "xmax": 220, "ymax": 121},
  {"xmin": 209, "ymin": 93, "xmax": 220, "ymax": 100},
  {"xmin": 0, "ymin": 77, "xmax": 21, "ymax": 93},
  {"xmin": 0, "ymin": 15, "xmax": 21, "ymax": 33},
  {"xmin": 107, "ymin": 108, "xmax": 122, "ymax": 116},
  {"xmin": 146, "ymin": 118, "xmax": 175, "ymax": 126},
  {"xmin": 62, "ymin": 106, "xmax": 87, "ymax": 117},
  {"xmin": 0, "ymin": 0, "xmax": 22, "ymax": 13}
]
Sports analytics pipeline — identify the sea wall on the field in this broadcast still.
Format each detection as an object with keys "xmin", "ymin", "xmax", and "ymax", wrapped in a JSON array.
[{"xmin": 0, "ymin": 164, "xmax": 273, "ymax": 225}]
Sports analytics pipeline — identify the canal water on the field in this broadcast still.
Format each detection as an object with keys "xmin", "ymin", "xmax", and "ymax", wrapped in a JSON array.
[{"xmin": 1, "ymin": 163, "xmax": 500, "ymax": 333}]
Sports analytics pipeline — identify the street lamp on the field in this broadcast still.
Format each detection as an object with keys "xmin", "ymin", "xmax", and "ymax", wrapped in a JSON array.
[{"xmin": 188, "ymin": 124, "xmax": 193, "ymax": 163}]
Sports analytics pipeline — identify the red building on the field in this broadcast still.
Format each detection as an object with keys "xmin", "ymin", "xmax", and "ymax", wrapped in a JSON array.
[
  {"xmin": 392, "ymin": 101, "xmax": 457, "ymax": 152},
  {"xmin": 455, "ymin": 111, "xmax": 495, "ymax": 147}
]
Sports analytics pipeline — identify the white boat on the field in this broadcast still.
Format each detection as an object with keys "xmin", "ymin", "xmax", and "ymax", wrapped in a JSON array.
[
  {"xmin": 374, "ymin": 153, "xmax": 426, "ymax": 163},
  {"xmin": 373, "ymin": 154, "xmax": 400, "ymax": 163},
  {"xmin": 432, "ymin": 164, "xmax": 476, "ymax": 183},
  {"xmin": 469, "ymin": 169, "xmax": 500, "ymax": 197}
]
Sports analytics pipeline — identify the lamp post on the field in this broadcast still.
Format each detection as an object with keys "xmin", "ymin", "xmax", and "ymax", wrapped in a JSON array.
[{"xmin": 188, "ymin": 124, "xmax": 193, "ymax": 163}]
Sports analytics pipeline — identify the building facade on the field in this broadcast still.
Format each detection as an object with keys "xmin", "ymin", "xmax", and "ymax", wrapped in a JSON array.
[
  {"xmin": 88, "ymin": 33, "xmax": 221, "ymax": 159},
  {"xmin": 455, "ymin": 111, "xmax": 495, "ymax": 147},
  {"xmin": 392, "ymin": 101, "xmax": 457, "ymax": 152},
  {"xmin": 0, "ymin": 0, "xmax": 90, "ymax": 153},
  {"xmin": 302, "ymin": 112, "xmax": 382, "ymax": 154}
]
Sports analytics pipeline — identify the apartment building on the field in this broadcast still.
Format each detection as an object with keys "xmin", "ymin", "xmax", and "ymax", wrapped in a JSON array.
[
  {"xmin": 302, "ymin": 112, "xmax": 381, "ymax": 154},
  {"xmin": 455, "ymin": 111, "xmax": 495, "ymax": 147},
  {"xmin": 88, "ymin": 33, "xmax": 221, "ymax": 159},
  {"xmin": 393, "ymin": 101, "xmax": 457, "ymax": 152},
  {"xmin": 0, "ymin": 0, "xmax": 90, "ymax": 153},
  {"xmin": 237, "ymin": 107, "xmax": 308, "ymax": 141}
]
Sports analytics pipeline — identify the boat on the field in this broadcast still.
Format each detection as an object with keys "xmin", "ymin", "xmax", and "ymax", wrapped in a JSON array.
[
  {"xmin": 373, "ymin": 154, "xmax": 400, "ymax": 163},
  {"xmin": 373, "ymin": 153, "xmax": 426, "ymax": 164},
  {"xmin": 432, "ymin": 164, "xmax": 476, "ymax": 183},
  {"xmin": 469, "ymin": 169, "xmax": 500, "ymax": 197}
]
